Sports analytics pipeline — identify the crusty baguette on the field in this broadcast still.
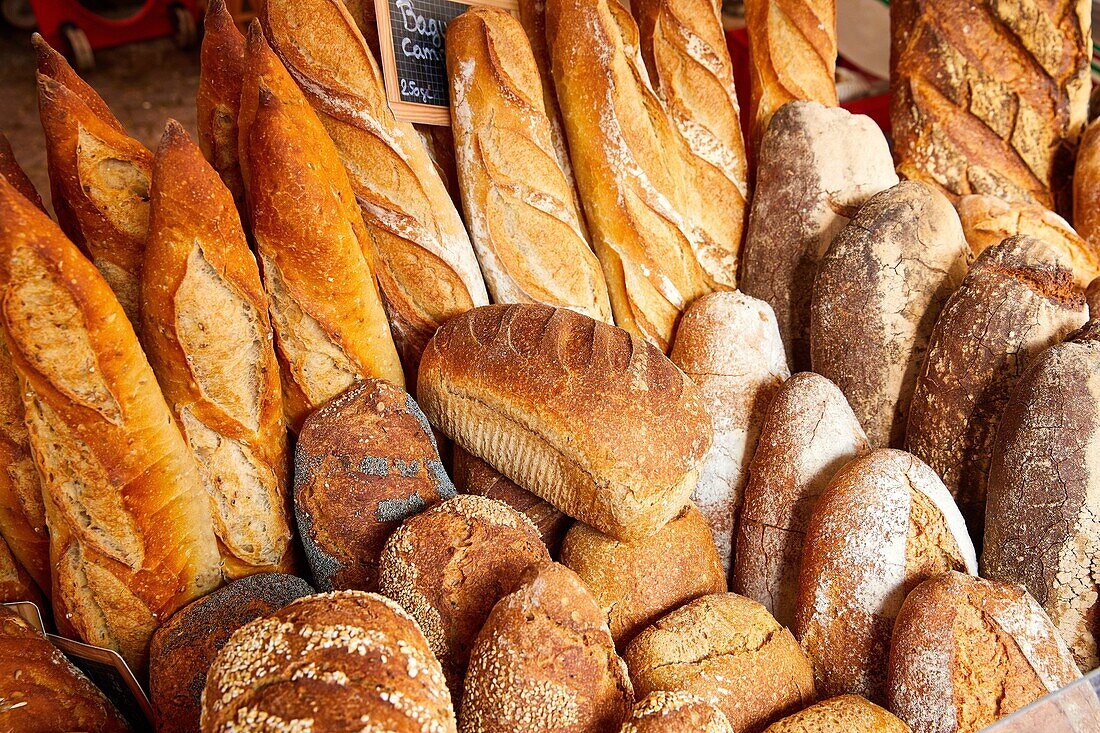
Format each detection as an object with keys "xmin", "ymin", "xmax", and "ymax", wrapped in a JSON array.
[
  {"xmin": 142, "ymin": 121, "xmax": 293, "ymax": 579},
  {"xmin": 34, "ymin": 35, "xmax": 152, "ymax": 326},
  {"xmin": 0, "ymin": 177, "xmax": 223, "ymax": 675},
  {"xmin": 260, "ymin": 0, "xmax": 488, "ymax": 382},
  {"xmin": 238, "ymin": 23, "xmax": 404, "ymax": 429},
  {"xmin": 0, "ymin": 131, "xmax": 44, "ymax": 210},
  {"xmin": 0, "ymin": 533, "xmax": 43, "ymax": 605},
  {"xmin": 447, "ymin": 8, "xmax": 612, "ymax": 322},
  {"xmin": 196, "ymin": 0, "xmax": 247, "ymax": 215},
  {"xmin": 1074, "ymin": 118, "xmax": 1100, "ymax": 251}
]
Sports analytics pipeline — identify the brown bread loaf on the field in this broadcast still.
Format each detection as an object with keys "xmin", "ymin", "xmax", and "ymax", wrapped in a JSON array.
[
  {"xmin": 460, "ymin": 562, "xmax": 634, "ymax": 733},
  {"xmin": 620, "ymin": 692, "xmax": 734, "ymax": 733},
  {"xmin": 417, "ymin": 304, "xmax": 712, "ymax": 541},
  {"xmin": 1075, "ymin": 118, "xmax": 1100, "ymax": 250},
  {"xmin": 762, "ymin": 695, "xmax": 909, "ymax": 733},
  {"xmin": 905, "ymin": 235, "xmax": 1088, "ymax": 541},
  {"xmin": 669, "ymin": 291, "xmax": 789, "ymax": 573},
  {"xmin": 794, "ymin": 449, "xmax": 977, "ymax": 702},
  {"xmin": 201, "ymin": 590, "xmax": 457, "ymax": 733},
  {"xmin": 740, "ymin": 101, "xmax": 898, "ymax": 371},
  {"xmin": 0, "ymin": 131, "xmax": 44, "ymax": 210},
  {"xmin": 560, "ymin": 503, "xmax": 726, "ymax": 649},
  {"xmin": 260, "ymin": 0, "xmax": 489, "ymax": 382},
  {"xmin": 890, "ymin": 0, "xmax": 1091, "ymax": 210},
  {"xmin": 238, "ymin": 23, "xmax": 404, "ymax": 430},
  {"xmin": 34, "ymin": 35, "xmax": 152, "ymax": 325},
  {"xmin": 887, "ymin": 572, "xmax": 1081, "ymax": 733},
  {"xmin": 811, "ymin": 181, "xmax": 972, "ymax": 448},
  {"xmin": 149, "ymin": 572, "xmax": 314, "ymax": 733},
  {"xmin": 143, "ymin": 121, "xmax": 293, "ymax": 579},
  {"xmin": 196, "ymin": 0, "xmax": 247, "ymax": 214},
  {"xmin": 624, "ymin": 593, "xmax": 815, "ymax": 732},
  {"xmin": 378, "ymin": 495, "xmax": 550, "ymax": 694},
  {"xmin": 983, "ymin": 321, "xmax": 1100, "ymax": 670},
  {"xmin": 733, "ymin": 372, "xmax": 869, "ymax": 627},
  {"xmin": 0, "ymin": 606, "xmax": 130, "ymax": 732},
  {"xmin": 295, "ymin": 378, "xmax": 456, "ymax": 591},
  {"xmin": 0, "ymin": 177, "xmax": 223, "ymax": 674},
  {"xmin": 1089, "ymin": 277, "xmax": 1100, "ymax": 315},
  {"xmin": 0, "ymin": 533, "xmax": 44, "ymax": 605},
  {"xmin": 446, "ymin": 8, "xmax": 612, "ymax": 322}
]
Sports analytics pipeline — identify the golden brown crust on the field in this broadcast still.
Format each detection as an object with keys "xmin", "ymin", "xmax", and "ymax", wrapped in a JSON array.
[
  {"xmin": 197, "ymin": 0, "xmax": 248, "ymax": 214},
  {"xmin": 0, "ymin": 132, "xmax": 44, "ymax": 210},
  {"xmin": 0, "ymin": 532, "xmax": 44, "ymax": 605},
  {"xmin": 1075, "ymin": 118, "xmax": 1100, "ymax": 251},
  {"xmin": 620, "ymin": 692, "xmax": 734, "ymax": 733},
  {"xmin": 762, "ymin": 695, "xmax": 909, "ymax": 733}
]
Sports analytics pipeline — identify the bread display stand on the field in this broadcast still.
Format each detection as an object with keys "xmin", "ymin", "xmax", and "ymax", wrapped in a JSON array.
[{"xmin": 984, "ymin": 668, "xmax": 1100, "ymax": 732}]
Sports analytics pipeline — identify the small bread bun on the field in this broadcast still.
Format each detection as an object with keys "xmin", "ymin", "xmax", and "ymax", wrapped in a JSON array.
[
  {"xmin": 762, "ymin": 695, "xmax": 909, "ymax": 732},
  {"xmin": 620, "ymin": 692, "xmax": 734, "ymax": 733}
]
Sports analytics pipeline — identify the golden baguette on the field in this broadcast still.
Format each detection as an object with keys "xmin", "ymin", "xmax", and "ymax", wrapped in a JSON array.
[
  {"xmin": 196, "ymin": 0, "xmax": 247, "ymax": 216},
  {"xmin": 0, "ymin": 132, "xmax": 44, "ymax": 211}
]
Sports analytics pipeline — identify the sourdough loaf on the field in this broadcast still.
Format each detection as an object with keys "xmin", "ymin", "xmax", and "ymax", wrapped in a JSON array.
[
  {"xmin": 0, "ymin": 131, "xmax": 43, "ymax": 210},
  {"xmin": 620, "ymin": 692, "xmax": 734, "ymax": 733},
  {"xmin": 1075, "ymin": 118, "xmax": 1100, "ymax": 250},
  {"xmin": 196, "ymin": 0, "xmax": 247, "ymax": 214},
  {"xmin": 762, "ymin": 695, "xmax": 909, "ymax": 733}
]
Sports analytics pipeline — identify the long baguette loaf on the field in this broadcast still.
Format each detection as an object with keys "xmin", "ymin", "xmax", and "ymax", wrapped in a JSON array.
[
  {"xmin": 260, "ymin": 0, "xmax": 488, "ymax": 382},
  {"xmin": 0, "ymin": 533, "xmax": 43, "ymax": 604},
  {"xmin": 0, "ymin": 132, "xmax": 44, "ymax": 210},
  {"xmin": 196, "ymin": 0, "xmax": 247, "ymax": 216},
  {"xmin": 446, "ymin": 8, "xmax": 612, "ymax": 322},
  {"xmin": 142, "ymin": 121, "xmax": 293, "ymax": 579},
  {"xmin": 238, "ymin": 24, "xmax": 404, "ymax": 429},
  {"xmin": 0, "ymin": 176, "xmax": 223, "ymax": 674}
]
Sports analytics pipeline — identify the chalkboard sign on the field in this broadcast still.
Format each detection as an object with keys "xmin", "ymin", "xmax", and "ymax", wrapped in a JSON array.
[{"xmin": 374, "ymin": 0, "xmax": 518, "ymax": 124}]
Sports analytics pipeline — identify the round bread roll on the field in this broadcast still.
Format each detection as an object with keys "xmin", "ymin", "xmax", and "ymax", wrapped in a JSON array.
[
  {"xmin": 378, "ymin": 494, "xmax": 551, "ymax": 694},
  {"xmin": 624, "ymin": 593, "xmax": 815, "ymax": 732},
  {"xmin": 620, "ymin": 692, "xmax": 734, "ymax": 733},
  {"xmin": 0, "ymin": 606, "xmax": 130, "ymax": 732},
  {"xmin": 762, "ymin": 695, "xmax": 909, "ymax": 733},
  {"xmin": 887, "ymin": 572, "xmax": 1081, "ymax": 733},
  {"xmin": 793, "ymin": 450, "xmax": 976, "ymax": 702},
  {"xmin": 295, "ymin": 378, "xmax": 456, "ymax": 591},
  {"xmin": 560, "ymin": 502, "xmax": 726, "ymax": 648},
  {"xmin": 733, "ymin": 372, "xmax": 869, "ymax": 627},
  {"xmin": 460, "ymin": 562, "xmax": 633, "ymax": 732},
  {"xmin": 150, "ymin": 572, "xmax": 314, "ymax": 733},
  {"xmin": 201, "ymin": 590, "xmax": 456, "ymax": 732}
]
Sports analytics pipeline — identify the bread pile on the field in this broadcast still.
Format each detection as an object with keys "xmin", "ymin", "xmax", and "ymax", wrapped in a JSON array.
[{"xmin": 0, "ymin": 0, "xmax": 1098, "ymax": 731}]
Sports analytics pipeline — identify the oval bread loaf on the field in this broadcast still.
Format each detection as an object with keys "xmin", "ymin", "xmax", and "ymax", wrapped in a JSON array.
[
  {"xmin": 620, "ymin": 692, "xmax": 734, "ymax": 733},
  {"xmin": 762, "ymin": 695, "xmax": 909, "ymax": 733}
]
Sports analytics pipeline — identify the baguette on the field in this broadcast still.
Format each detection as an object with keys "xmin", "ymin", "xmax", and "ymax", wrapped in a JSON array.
[
  {"xmin": 0, "ymin": 131, "xmax": 44, "ymax": 210},
  {"xmin": 1074, "ymin": 118, "xmax": 1100, "ymax": 250},
  {"xmin": 238, "ymin": 23, "xmax": 404, "ymax": 430},
  {"xmin": 415, "ymin": 124, "xmax": 463, "ymax": 211},
  {"xmin": 0, "ymin": 176, "xmax": 223, "ymax": 674},
  {"xmin": 142, "ymin": 121, "xmax": 293, "ymax": 578},
  {"xmin": 196, "ymin": 0, "xmax": 247, "ymax": 215},
  {"xmin": 0, "ymin": 533, "xmax": 43, "ymax": 605},
  {"xmin": 446, "ymin": 8, "xmax": 612, "ymax": 322},
  {"xmin": 260, "ymin": 0, "xmax": 489, "ymax": 382}
]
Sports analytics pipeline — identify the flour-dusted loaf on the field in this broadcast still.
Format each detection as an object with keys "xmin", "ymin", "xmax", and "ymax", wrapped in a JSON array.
[
  {"xmin": 0, "ymin": 131, "xmax": 43, "ymax": 210},
  {"xmin": 741, "ymin": 101, "xmax": 898, "ymax": 371},
  {"xmin": 984, "ymin": 321, "xmax": 1100, "ymax": 670},
  {"xmin": 238, "ymin": 24, "xmax": 404, "ymax": 429},
  {"xmin": 794, "ymin": 449, "xmax": 976, "ymax": 702},
  {"xmin": 417, "ymin": 304, "xmax": 712, "ymax": 541},
  {"xmin": 0, "ymin": 176, "xmax": 223, "ymax": 675},
  {"xmin": 733, "ymin": 372, "xmax": 869, "ymax": 627},
  {"xmin": 1075, "ymin": 118, "xmax": 1100, "ymax": 250},
  {"xmin": 34, "ymin": 35, "xmax": 152, "ymax": 325},
  {"xmin": 295, "ymin": 378, "xmax": 456, "ymax": 591},
  {"xmin": 762, "ymin": 696, "xmax": 909, "ymax": 733},
  {"xmin": 446, "ymin": 7, "xmax": 612, "ymax": 322},
  {"xmin": 887, "ymin": 572, "xmax": 1081, "ymax": 733},
  {"xmin": 620, "ymin": 692, "xmax": 734, "ymax": 733},
  {"xmin": 143, "ymin": 121, "xmax": 293, "ymax": 579},
  {"xmin": 201, "ymin": 590, "xmax": 457, "ymax": 733},
  {"xmin": 260, "ymin": 0, "xmax": 488, "ymax": 382},
  {"xmin": 196, "ymin": 0, "xmax": 247, "ymax": 214},
  {"xmin": 811, "ymin": 181, "xmax": 972, "ymax": 448},
  {"xmin": 905, "ymin": 236, "xmax": 1088, "ymax": 540},
  {"xmin": 460, "ymin": 562, "xmax": 634, "ymax": 733},
  {"xmin": 669, "ymin": 268, "xmax": 787, "ymax": 577}
]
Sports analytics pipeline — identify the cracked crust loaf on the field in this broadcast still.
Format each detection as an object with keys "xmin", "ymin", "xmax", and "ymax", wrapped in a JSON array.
[
  {"xmin": 196, "ymin": 0, "xmax": 247, "ymax": 216},
  {"xmin": 762, "ymin": 695, "xmax": 909, "ymax": 733},
  {"xmin": 560, "ymin": 502, "xmax": 725, "ymax": 649},
  {"xmin": 416, "ymin": 304, "xmax": 712, "ymax": 541},
  {"xmin": 620, "ymin": 692, "xmax": 734, "ymax": 733},
  {"xmin": 794, "ymin": 449, "xmax": 977, "ymax": 703},
  {"xmin": 295, "ymin": 378, "xmax": 456, "ymax": 592},
  {"xmin": 886, "ymin": 572, "xmax": 1081, "ymax": 733},
  {"xmin": 0, "ymin": 131, "xmax": 44, "ymax": 210},
  {"xmin": 460, "ymin": 562, "xmax": 634, "ymax": 733},
  {"xmin": 733, "ymin": 372, "xmax": 869, "ymax": 627},
  {"xmin": 811, "ymin": 181, "xmax": 972, "ymax": 448},
  {"xmin": 200, "ymin": 590, "xmax": 457, "ymax": 733},
  {"xmin": 984, "ymin": 320, "xmax": 1100, "ymax": 670}
]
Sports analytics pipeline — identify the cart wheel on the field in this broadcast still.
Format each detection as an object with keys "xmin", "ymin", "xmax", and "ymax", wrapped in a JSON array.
[
  {"xmin": 0, "ymin": 0, "xmax": 35, "ymax": 30},
  {"xmin": 61, "ymin": 24, "xmax": 94, "ymax": 71},
  {"xmin": 170, "ymin": 5, "xmax": 198, "ymax": 50}
]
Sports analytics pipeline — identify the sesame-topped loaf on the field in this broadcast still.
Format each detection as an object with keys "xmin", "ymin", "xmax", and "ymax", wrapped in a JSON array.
[
  {"xmin": 619, "ymin": 691, "xmax": 734, "ymax": 733},
  {"xmin": 200, "ymin": 590, "xmax": 456, "ymax": 733}
]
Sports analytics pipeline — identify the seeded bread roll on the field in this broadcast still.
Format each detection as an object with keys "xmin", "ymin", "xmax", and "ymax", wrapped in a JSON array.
[
  {"xmin": 561, "ymin": 503, "xmax": 725, "ymax": 649},
  {"xmin": 197, "ymin": 0, "xmax": 246, "ymax": 215},
  {"xmin": 794, "ymin": 449, "xmax": 977, "ymax": 702},
  {"xmin": 460, "ymin": 562, "xmax": 634, "ymax": 733},
  {"xmin": 733, "ymin": 373, "xmax": 869, "ymax": 627},
  {"xmin": 378, "ymin": 495, "xmax": 550, "ymax": 694},
  {"xmin": 624, "ymin": 593, "xmax": 815, "ymax": 732},
  {"xmin": 762, "ymin": 695, "xmax": 909, "ymax": 733},
  {"xmin": 417, "ymin": 304, "xmax": 712, "ymax": 541},
  {"xmin": 741, "ymin": 101, "xmax": 898, "ymax": 371},
  {"xmin": 201, "ymin": 590, "xmax": 457, "ymax": 733},
  {"xmin": 0, "ymin": 532, "xmax": 44, "ymax": 605},
  {"xmin": 887, "ymin": 572, "xmax": 1081, "ymax": 733},
  {"xmin": 1075, "ymin": 118, "xmax": 1100, "ymax": 251},
  {"xmin": 0, "ymin": 131, "xmax": 44, "ymax": 210},
  {"xmin": 295, "ymin": 378, "xmax": 456, "ymax": 591},
  {"xmin": 620, "ymin": 692, "xmax": 734, "ymax": 733},
  {"xmin": 149, "ymin": 572, "xmax": 314, "ymax": 733},
  {"xmin": 905, "ymin": 236, "xmax": 1088, "ymax": 541},
  {"xmin": 669, "ymin": 291, "xmax": 789, "ymax": 572},
  {"xmin": 811, "ymin": 182, "xmax": 972, "ymax": 448},
  {"xmin": 983, "ymin": 321, "xmax": 1100, "ymax": 670}
]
